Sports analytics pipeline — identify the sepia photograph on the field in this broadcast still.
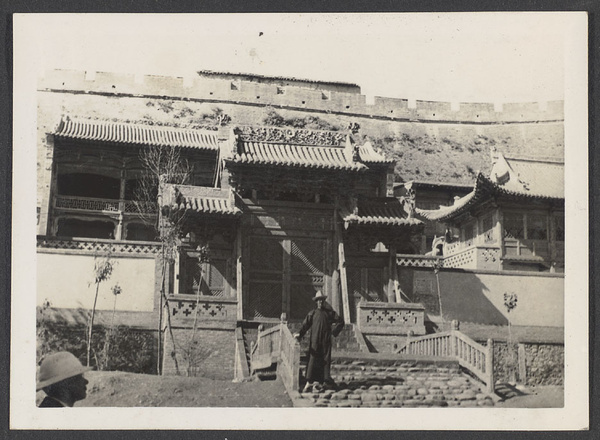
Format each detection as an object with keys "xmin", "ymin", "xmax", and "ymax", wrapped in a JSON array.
[{"xmin": 11, "ymin": 12, "xmax": 588, "ymax": 430}]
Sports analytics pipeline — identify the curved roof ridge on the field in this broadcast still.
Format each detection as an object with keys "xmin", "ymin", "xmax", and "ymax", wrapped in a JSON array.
[{"xmin": 53, "ymin": 116, "xmax": 219, "ymax": 150}]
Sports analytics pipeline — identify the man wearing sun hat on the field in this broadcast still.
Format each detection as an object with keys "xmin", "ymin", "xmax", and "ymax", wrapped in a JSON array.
[
  {"xmin": 294, "ymin": 290, "xmax": 344, "ymax": 393},
  {"xmin": 37, "ymin": 351, "xmax": 92, "ymax": 407}
]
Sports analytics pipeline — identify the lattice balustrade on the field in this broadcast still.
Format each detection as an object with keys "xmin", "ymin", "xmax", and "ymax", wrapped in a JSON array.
[
  {"xmin": 168, "ymin": 296, "xmax": 237, "ymax": 327},
  {"xmin": 357, "ymin": 302, "xmax": 426, "ymax": 336},
  {"xmin": 37, "ymin": 236, "xmax": 160, "ymax": 255},
  {"xmin": 442, "ymin": 247, "xmax": 476, "ymax": 269},
  {"xmin": 55, "ymin": 195, "xmax": 120, "ymax": 212},
  {"xmin": 365, "ymin": 308, "xmax": 418, "ymax": 325},
  {"xmin": 396, "ymin": 255, "xmax": 440, "ymax": 268},
  {"xmin": 444, "ymin": 241, "xmax": 461, "ymax": 255}
]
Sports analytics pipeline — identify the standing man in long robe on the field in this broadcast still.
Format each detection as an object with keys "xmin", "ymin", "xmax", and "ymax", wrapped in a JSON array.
[{"xmin": 294, "ymin": 291, "xmax": 344, "ymax": 393}]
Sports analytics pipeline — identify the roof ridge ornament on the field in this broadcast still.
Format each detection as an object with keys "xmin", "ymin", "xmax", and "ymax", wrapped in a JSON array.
[{"xmin": 236, "ymin": 125, "xmax": 345, "ymax": 146}]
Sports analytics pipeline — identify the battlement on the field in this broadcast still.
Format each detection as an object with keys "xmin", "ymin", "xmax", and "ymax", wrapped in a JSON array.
[{"xmin": 39, "ymin": 69, "xmax": 564, "ymax": 125}]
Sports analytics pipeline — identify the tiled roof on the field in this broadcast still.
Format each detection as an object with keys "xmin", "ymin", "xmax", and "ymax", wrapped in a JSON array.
[
  {"xmin": 493, "ymin": 156, "xmax": 564, "ymax": 199},
  {"xmin": 229, "ymin": 141, "xmax": 367, "ymax": 171},
  {"xmin": 418, "ymin": 162, "xmax": 564, "ymax": 222},
  {"xmin": 53, "ymin": 117, "xmax": 219, "ymax": 150},
  {"xmin": 342, "ymin": 198, "xmax": 423, "ymax": 227},
  {"xmin": 161, "ymin": 184, "xmax": 241, "ymax": 217},
  {"xmin": 356, "ymin": 142, "xmax": 395, "ymax": 165},
  {"xmin": 395, "ymin": 180, "xmax": 475, "ymax": 191}
]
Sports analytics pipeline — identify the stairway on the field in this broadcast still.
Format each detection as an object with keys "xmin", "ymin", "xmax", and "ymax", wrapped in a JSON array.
[
  {"xmin": 240, "ymin": 321, "xmax": 279, "ymax": 380},
  {"xmin": 241, "ymin": 325, "xmax": 258, "ymax": 370},
  {"xmin": 297, "ymin": 356, "xmax": 496, "ymax": 407}
]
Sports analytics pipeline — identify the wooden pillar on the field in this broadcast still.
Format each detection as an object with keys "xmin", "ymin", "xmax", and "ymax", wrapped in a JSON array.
[
  {"xmin": 549, "ymin": 211, "xmax": 557, "ymax": 273},
  {"xmin": 236, "ymin": 227, "xmax": 243, "ymax": 320},
  {"xmin": 282, "ymin": 240, "xmax": 292, "ymax": 318},
  {"xmin": 387, "ymin": 244, "xmax": 397, "ymax": 303},
  {"xmin": 39, "ymin": 134, "xmax": 56, "ymax": 236},
  {"xmin": 173, "ymin": 248, "xmax": 181, "ymax": 294},
  {"xmin": 115, "ymin": 212, "xmax": 124, "ymax": 240},
  {"xmin": 334, "ymin": 210, "xmax": 351, "ymax": 323},
  {"xmin": 486, "ymin": 339, "xmax": 495, "ymax": 394},
  {"xmin": 330, "ymin": 231, "xmax": 341, "ymax": 313}
]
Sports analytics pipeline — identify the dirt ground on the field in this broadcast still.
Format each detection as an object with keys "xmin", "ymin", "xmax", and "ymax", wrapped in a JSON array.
[
  {"xmin": 36, "ymin": 371, "xmax": 293, "ymax": 407},
  {"xmin": 35, "ymin": 371, "xmax": 563, "ymax": 408}
]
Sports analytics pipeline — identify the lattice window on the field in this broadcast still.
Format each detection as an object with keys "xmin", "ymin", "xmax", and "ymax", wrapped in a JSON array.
[
  {"xmin": 463, "ymin": 222, "xmax": 476, "ymax": 247},
  {"xmin": 250, "ymin": 237, "xmax": 283, "ymax": 272},
  {"xmin": 366, "ymin": 268, "xmax": 385, "ymax": 302},
  {"xmin": 554, "ymin": 214, "xmax": 564, "ymax": 241},
  {"xmin": 208, "ymin": 259, "xmax": 226, "ymax": 297},
  {"xmin": 482, "ymin": 214, "xmax": 495, "ymax": 244},
  {"xmin": 182, "ymin": 257, "xmax": 227, "ymax": 297},
  {"xmin": 248, "ymin": 282, "xmax": 282, "ymax": 319},
  {"xmin": 527, "ymin": 214, "xmax": 548, "ymax": 240},
  {"xmin": 291, "ymin": 239, "xmax": 325, "ymax": 274},
  {"xmin": 504, "ymin": 212, "xmax": 524, "ymax": 239}
]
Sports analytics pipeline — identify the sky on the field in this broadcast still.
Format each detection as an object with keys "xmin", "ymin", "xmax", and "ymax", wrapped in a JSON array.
[{"xmin": 19, "ymin": 13, "xmax": 570, "ymax": 104}]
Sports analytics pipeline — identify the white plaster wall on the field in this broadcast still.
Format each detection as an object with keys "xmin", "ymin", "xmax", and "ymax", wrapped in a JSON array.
[
  {"xmin": 37, "ymin": 253, "xmax": 156, "ymax": 312},
  {"xmin": 437, "ymin": 270, "xmax": 564, "ymax": 327}
]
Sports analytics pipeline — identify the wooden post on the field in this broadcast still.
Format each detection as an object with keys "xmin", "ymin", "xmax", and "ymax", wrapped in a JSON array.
[
  {"xmin": 38, "ymin": 134, "xmax": 55, "ymax": 236},
  {"xmin": 236, "ymin": 228, "xmax": 243, "ymax": 320},
  {"xmin": 337, "ymin": 226, "xmax": 351, "ymax": 323},
  {"xmin": 292, "ymin": 339, "xmax": 301, "ymax": 392},
  {"xmin": 173, "ymin": 248, "xmax": 180, "ymax": 294},
  {"xmin": 334, "ymin": 202, "xmax": 351, "ymax": 322},
  {"xmin": 387, "ymin": 244, "xmax": 397, "ymax": 303},
  {"xmin": 518, "ymin": 343, "xmax": 527, "ymax": 384},
  {"xmin": 486, "ymin": 339, "xmax": 495, "ymax": 394}
]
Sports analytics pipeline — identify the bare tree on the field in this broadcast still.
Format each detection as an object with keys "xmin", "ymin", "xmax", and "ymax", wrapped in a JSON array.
[
  {"xmin": 87, "ymin": 246, "xmax": 115, "ymax": 367},
  {"xmin": 133, "ymin": 145, "xmax": 192, "ymax": 375}
]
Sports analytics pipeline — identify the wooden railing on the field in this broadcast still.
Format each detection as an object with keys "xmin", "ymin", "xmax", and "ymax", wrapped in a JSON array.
[
  {"xmin": 54, "ymin": 194, "xmax": 157, "ymax": 215},
  {"xmin": 250, "ymin": 314, "xmax": 301, "ymax": 393},
  {"xmin": 397, "ymin": 327, "xmax": 495, "ymax": 393},
  {"xmin": 250, "ymin": 324, "xmax": 281, "ymax": 372},
  {"xmin": 277, "ymin": 322, "xmax": 301, "ymax": 393}
]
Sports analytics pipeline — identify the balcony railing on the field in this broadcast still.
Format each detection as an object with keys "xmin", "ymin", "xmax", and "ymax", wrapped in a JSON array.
[
  {"xmin": 54, "ymin": 195, "xmax": 157, "ymax": 215},
  {"xmin": 442, "ymin": 245, "xmax": 501, "ymax": 270}
]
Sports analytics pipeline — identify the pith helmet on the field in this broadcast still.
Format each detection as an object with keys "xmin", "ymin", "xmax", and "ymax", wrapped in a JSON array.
[
  {"xmin": 37, "ymin": 352, "xmax": 92, "ymax": 391},
  {"xmin": 312, "ymin": 291, "xmax": 327, "ymax": 301}
]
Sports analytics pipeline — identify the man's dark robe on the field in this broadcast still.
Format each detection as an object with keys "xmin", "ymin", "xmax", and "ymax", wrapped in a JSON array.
[{"xmin": 297, "ymin": 302, "xmax": 344, "ymax": 383}]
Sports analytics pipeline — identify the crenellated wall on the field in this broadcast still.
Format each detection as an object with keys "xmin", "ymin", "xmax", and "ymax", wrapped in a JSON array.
[
  {"xmin": 36, "ymin": 69, "xmax": 564, "ymax": 212},
  {"xmin": 39, "ymin": 69, "xmax": 563, "ymax": 124}
]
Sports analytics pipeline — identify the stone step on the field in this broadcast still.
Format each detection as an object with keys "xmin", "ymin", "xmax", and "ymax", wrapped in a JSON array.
[{"xmin": 297, "ymin": 357, "xmax": 494, "ymax": 408}]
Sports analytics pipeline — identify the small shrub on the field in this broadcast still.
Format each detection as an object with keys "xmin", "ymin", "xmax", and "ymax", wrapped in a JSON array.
[{"xmin": 37, "ymin": 321, "xmax": 156, "ymax": 374}]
